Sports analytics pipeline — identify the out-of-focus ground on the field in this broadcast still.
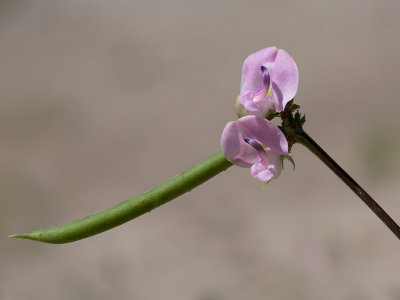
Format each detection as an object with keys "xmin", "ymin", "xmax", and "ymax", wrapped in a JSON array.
[{"xmin": 1, "ymin": 1, "xmax": 400, "ymax": 299}]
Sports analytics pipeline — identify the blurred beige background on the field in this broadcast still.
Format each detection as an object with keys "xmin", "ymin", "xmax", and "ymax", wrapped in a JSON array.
[{"xmin": 1, "ymin": 1, "xmax": 400, "ymax": 299}]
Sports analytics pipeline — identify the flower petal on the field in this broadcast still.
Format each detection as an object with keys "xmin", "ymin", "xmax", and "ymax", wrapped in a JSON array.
[
  {"xmin": 241, "ymin": 95, "xmax": 272, "ymax": 117},
  {"xmin": 250, "ymin": 149, "xmax": 282, "ymax": 182},
  {"xmin": 240, "ymin": 47, "xmax": 278, "ymax": 94},
  {"xmin": 236, "ymin": 116, "xmax": 289, "ymax": 155},
  {"xmin": 221, "ymin": 120, "xmax": 258, "ymax": 167},
  {"xmin": 270, "ymin": 49, "xmax": 299, "ymax": 112},
  {"xmin": 266, "ymin": 149, "xmax": 283, "ymax": 178},
  {"xmin": 251, "ymin": 164, "xmax": 276, "ymax": 182}
]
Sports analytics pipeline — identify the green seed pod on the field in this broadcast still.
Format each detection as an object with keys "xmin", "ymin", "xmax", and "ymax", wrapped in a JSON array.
[{"xmin": 10, "ymin": 152, "xmax": 232, "ymax": 244}]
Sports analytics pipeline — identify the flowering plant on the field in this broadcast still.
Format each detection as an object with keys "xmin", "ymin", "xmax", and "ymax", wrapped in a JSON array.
[{"xmin": 11, "ymin": 47, "xmax": 400, "ymax": 244}]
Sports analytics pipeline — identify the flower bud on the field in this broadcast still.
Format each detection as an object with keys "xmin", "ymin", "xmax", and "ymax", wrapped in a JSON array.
[{"xmin": 235, "ymin": 96, "xmax": 247, "ymax": 118}]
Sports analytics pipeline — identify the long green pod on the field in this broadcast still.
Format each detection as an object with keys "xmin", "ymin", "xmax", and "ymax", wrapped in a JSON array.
[{"xmin": 10, "ymin": 151, "xmax": 232, "ymax": 244}]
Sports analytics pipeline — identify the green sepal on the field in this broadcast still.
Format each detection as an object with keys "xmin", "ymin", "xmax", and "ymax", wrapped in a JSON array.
[
  {"xmin": 280, "ymin": 154, "xmax": 296, "ymax": 170},
  {"xmin": 262, "ymin": 180, "xmax": 271, "ymax": 190}
]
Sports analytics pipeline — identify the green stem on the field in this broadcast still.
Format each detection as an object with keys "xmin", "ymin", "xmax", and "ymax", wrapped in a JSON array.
[
  {"xmin": 10, "ymin": 151, "xmax": 232, "ymax": 244},
  {"xmin": 296, "ymin": 128, "xmax": 400, "ymax": 240}
]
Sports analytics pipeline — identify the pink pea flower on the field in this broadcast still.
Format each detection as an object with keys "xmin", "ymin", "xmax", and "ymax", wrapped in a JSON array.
[
  {"xmin": 238, "ymin": 47, "xmax": 299, "ymax": 116},
  {"xmin": 221, "ymin": 115, "xmax": 290, "ymax": 183}
]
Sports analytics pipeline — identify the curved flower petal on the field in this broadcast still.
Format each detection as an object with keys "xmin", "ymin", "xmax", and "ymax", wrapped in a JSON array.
[
  {"xmin": 240, "ymin": 47, "xmax": 278, "ymax": 94},
  {"xmin": 236, "ymin": 116, "xmax": 289, "ymax": 155},
  {"xmin": 221, "ymin": 120, "xmax": 258, "ymax": 167},
  {"xmin": 238, "ymin": 92, "xmax": 272, "ymax": 117},
  {"xmin": 266, "ymin": 149, "xmax": 283, "ymax": 178},
  {"xmin": 250, "ymin": 149, "xmax": 282, "ymax": 182},
  {"xmin": 238, "ymin": 66, "xmax": 275, "ymax": 117},
  {"xmin": 251, "ymin": 161, "xmax": 275, "ymax": 182},
  {"xmin": 270, "ymin": 49, "xmax": 299, "ymax": 112}
]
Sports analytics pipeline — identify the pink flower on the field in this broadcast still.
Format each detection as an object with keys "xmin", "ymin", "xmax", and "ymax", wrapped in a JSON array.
[
  {"xmin": 238, "ymin": 47, "xmax": 299, "ymax": 116},
  {"xmin": 221, "ymin": 115, "xmax": 289, "ymax": 183}
]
